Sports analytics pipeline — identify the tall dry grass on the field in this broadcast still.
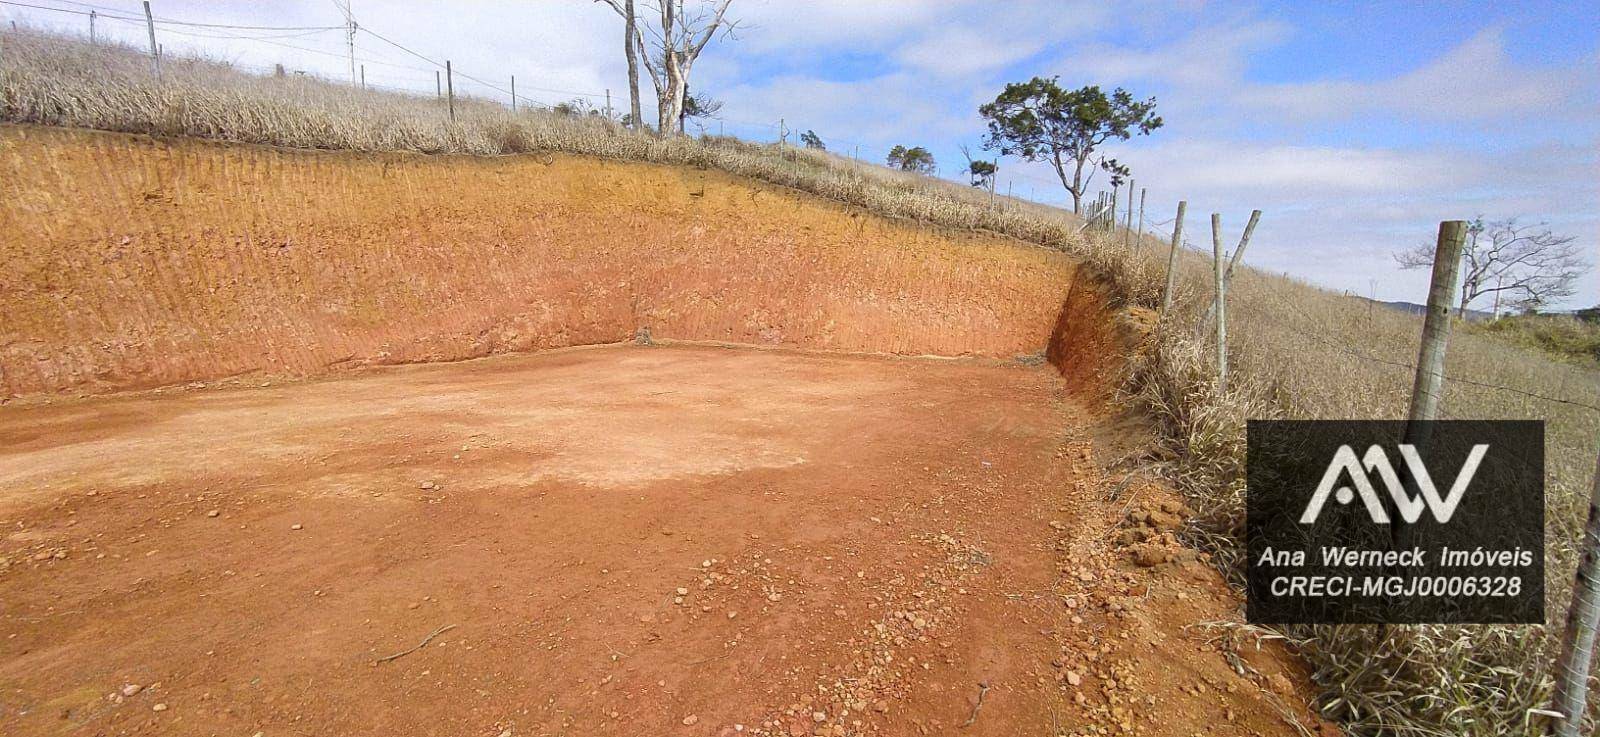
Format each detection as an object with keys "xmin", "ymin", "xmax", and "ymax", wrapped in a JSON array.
[{"xmin": 3, "ymin": 27, "xmax": 1596, "ymax": 736}]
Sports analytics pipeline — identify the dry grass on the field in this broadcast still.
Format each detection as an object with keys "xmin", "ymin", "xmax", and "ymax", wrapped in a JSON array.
[{"xmin": 3, "ymin": 27, "xmax": 1597, "ymax": 737}]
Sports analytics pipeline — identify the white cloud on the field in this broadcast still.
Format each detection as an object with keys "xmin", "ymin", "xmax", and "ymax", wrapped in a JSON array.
[
  {"xmin": 892, "ymin": 26, "xmax": 1048, "ymax": 79},
  {"xmin": 1063, "ymin": 19, "xmax": 1291, "ymax": 90},
  {"xmin": 1236, "ymin": 29, "xmax": 1596, "ymax": 123},
  {"xmin": 1122, "ymin": 139, "xmax": 1462, "ymax": 196},
  {"xmin": 730, "ymin": 0, "xmax": 955, "ymax": 53}
]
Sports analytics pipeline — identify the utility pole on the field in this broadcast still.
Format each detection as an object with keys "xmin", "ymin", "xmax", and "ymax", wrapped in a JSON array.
[
  {"xmin": 337, "ymin": 0, "xmax": 357, "ymax": 87},
  {"xmin": 604, "ymin": 88, "xmax": 612, "ymax": 119},
  {"xmin": 360, "ymin": 64, "xmax": 365, "ymax": 90},
  {"xmin": 89, "ymin": 10, "xmax": 97, "ymax": 43},
  {"xmin": 510, "ymin": 75, "xmax": 516, "ymax": 112},
  {"xmin": 142, "ymin": 1, "xmax": 160, "ymax": 80},
  {"xmin": 435, "ymin": 70, "xmax": 441, "ymax": 100}
]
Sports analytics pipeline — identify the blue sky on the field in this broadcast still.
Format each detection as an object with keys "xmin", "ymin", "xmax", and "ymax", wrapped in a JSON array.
[{"xmin": 6, "ymin": 0, "xmax": 1596, "ymax": 308}]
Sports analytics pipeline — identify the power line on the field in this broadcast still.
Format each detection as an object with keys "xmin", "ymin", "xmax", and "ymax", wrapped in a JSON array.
[
  {"xmin": 356, "ymin": 25, "xmax": 442, "ymax": 69},
  {"xmin": 0, "ymin": 0, "xmax": 342, "ymax": 30},
  {"xmin": 6, "ymin": 0, "xmax": 1046, "ymax": 196},
  {"xmin": 97, "ymin": 15, "xmax": 340, "ymax": 42}
]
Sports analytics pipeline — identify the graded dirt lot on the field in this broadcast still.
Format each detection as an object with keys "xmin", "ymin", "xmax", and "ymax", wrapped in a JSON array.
[{"xmin": 0, "ymin": 345, "xmax": 1324, "ymax": 737}]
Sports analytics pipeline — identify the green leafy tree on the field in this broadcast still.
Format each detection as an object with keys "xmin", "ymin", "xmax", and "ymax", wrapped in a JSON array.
[
  {"xmin": 887, "ymin": 145, "xmax": 936, "ymax": 175},
  {"xmin": 978, "ymin": 77, "xmax": 1161, "ymax": 213},
  {"xmin": 800, "ymin": 130, "xmax": 825, "ymax": 150}
]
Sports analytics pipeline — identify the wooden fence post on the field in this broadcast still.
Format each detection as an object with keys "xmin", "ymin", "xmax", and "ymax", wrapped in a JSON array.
[
  {"xmin": 435, "ymin": 70, "xmax": 441, "ymax": 100},
  {"xmin": 1201, "ymin": 210, "xmax": 1264, "ymax": 326},
  {"xmin": 1123, "ymin": 180, "xmax": 1134, "ymax": 247},
  {"xmin": 360, "ymin": 64, "xmax": 366, "ymax": 90},
  {"xmin": 1211, "ymin": 213, "xmax": 1227, "ymax": 390},
  {"xmin": 1137, "ymin": 188, "xmax": 1146, "ymax": 242},
  {"xmin": 1386, "ymin": 221, "xmax": 1466, "ymax": 587},
  {"xmin": 1406, "ymin": 220, "xmax": 1467, "ymax": 422},
  {"xmin": 1553, "ymin": 451, "xmax": 1600, "ymax": 736},
  {"xmin": 445, "ymin": 60, "xmax": 455, "ymax": 122},
  {"xmin": 510, "ymin": 75, "xmax": 516, "ymax": 112},
  {"xmin": 1159, "ymin": 201, "xmax": 1186, "ymax": 325},
  {"xmin": 1109, "ymin": 184, "xmax": 1118, "ymax": 235},
  {"xmin": 1227, "ymin": 210, "xmax": 1263, "ymax": 275},
  {"xmin": 142, "ymin": 1, "xmax": 160, "ymax": 80}
]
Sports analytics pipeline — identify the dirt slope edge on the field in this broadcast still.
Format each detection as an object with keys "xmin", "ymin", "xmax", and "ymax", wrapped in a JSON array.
[{"xmin": 0, "ymin": 124, "xmax": 1106, "ymax": 398}]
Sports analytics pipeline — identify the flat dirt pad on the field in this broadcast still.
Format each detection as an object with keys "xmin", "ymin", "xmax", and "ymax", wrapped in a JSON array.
[{"xmin": 0, "ymin": 346, "xmax": 1312, "ymax": 736}]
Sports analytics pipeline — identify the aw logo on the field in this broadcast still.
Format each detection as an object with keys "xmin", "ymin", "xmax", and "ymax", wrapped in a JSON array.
[
  {"xmin": 1246, "ymin": 420, "xmax": 1543, "ymax": 625},
  {"xmin": 1298, "ymin": 443, "xmax": 1488, "ymax": 524}
]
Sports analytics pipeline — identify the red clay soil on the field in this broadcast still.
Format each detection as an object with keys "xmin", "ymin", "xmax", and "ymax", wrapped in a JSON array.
[
  {"xmin": 0, "ymin": 345, "xmax": 1330, "ymax": 737},
  {"xmin": 1, "ymin": 125, "xmax": 1079, "ymax": 397}
]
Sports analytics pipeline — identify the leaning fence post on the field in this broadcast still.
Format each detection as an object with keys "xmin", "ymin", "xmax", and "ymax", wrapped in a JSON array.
[
  {"xmin": 1211, "ymin": 213, "xmax": 1227, "ymax": 390},
  {"xmin": 1158, "ymin": 201, "xmax": 1186, "ymax": 327},
  {"xmin": 142, "ymin": 1, "xmax": 160, "ymax": 80},
  {"xmin": 1406, "ymin": 220, "xmax": 1467, "ymax": 422},
  {"xmin": 1553, "ymin": 451, "xmax": 1600, "ymax": 736},
  {"xmin": 1201, "ymin": 210, "xmax": 1264, "ymax": 326},
  {"xmin": 1227, "ymin": 209, "xmax": 1263, "ymax": 275},
  {"xmin": 445, "ymin": 60, "xmax": 455, "ymax": 122},
  {"xmin": 1387, "ymin": 221, "xmax": 1466, "ymax": 582}
]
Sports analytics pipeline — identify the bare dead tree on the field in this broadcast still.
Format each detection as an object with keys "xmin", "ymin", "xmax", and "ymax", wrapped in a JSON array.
[
  {"xmin": 595, "ymin": 0, "xmax": 644, "ymax": 129},
  {"xmin": 959, "ymin": 144, "xmax": 997, "ymax": 191},
  {"xmin": 626, "ymin": 0, "xmax": 737, "ymax": 136},
  {"xmin": 1395, "ymin": 218, "xmax": 1587, "ymax": 314}
]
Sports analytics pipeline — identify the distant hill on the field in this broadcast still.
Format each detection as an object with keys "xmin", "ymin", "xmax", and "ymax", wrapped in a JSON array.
[{"xmin": 1362, "ymin": 298, "xmax": 1494, "ymax": 322}]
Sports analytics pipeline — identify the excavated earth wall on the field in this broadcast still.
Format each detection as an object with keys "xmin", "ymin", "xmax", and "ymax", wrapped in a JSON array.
[{"xmin": 0, "ymin": 126, "xmax": 1121, "ymax": 397}]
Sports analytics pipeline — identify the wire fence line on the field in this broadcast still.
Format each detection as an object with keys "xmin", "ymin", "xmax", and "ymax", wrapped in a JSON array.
[
  {"xmin": 0, "ymin": 0, "xmax": 1089, "ymax": 202},
  {"xmin": 1266, "ymin": 321, "xmax": 1600, "ymax": 415}
]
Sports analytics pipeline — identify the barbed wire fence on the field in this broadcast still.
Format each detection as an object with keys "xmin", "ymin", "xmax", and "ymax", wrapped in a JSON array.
[{"xmin": 1, "ymin": 0, "xmax": 1085, "ymax": 209}]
